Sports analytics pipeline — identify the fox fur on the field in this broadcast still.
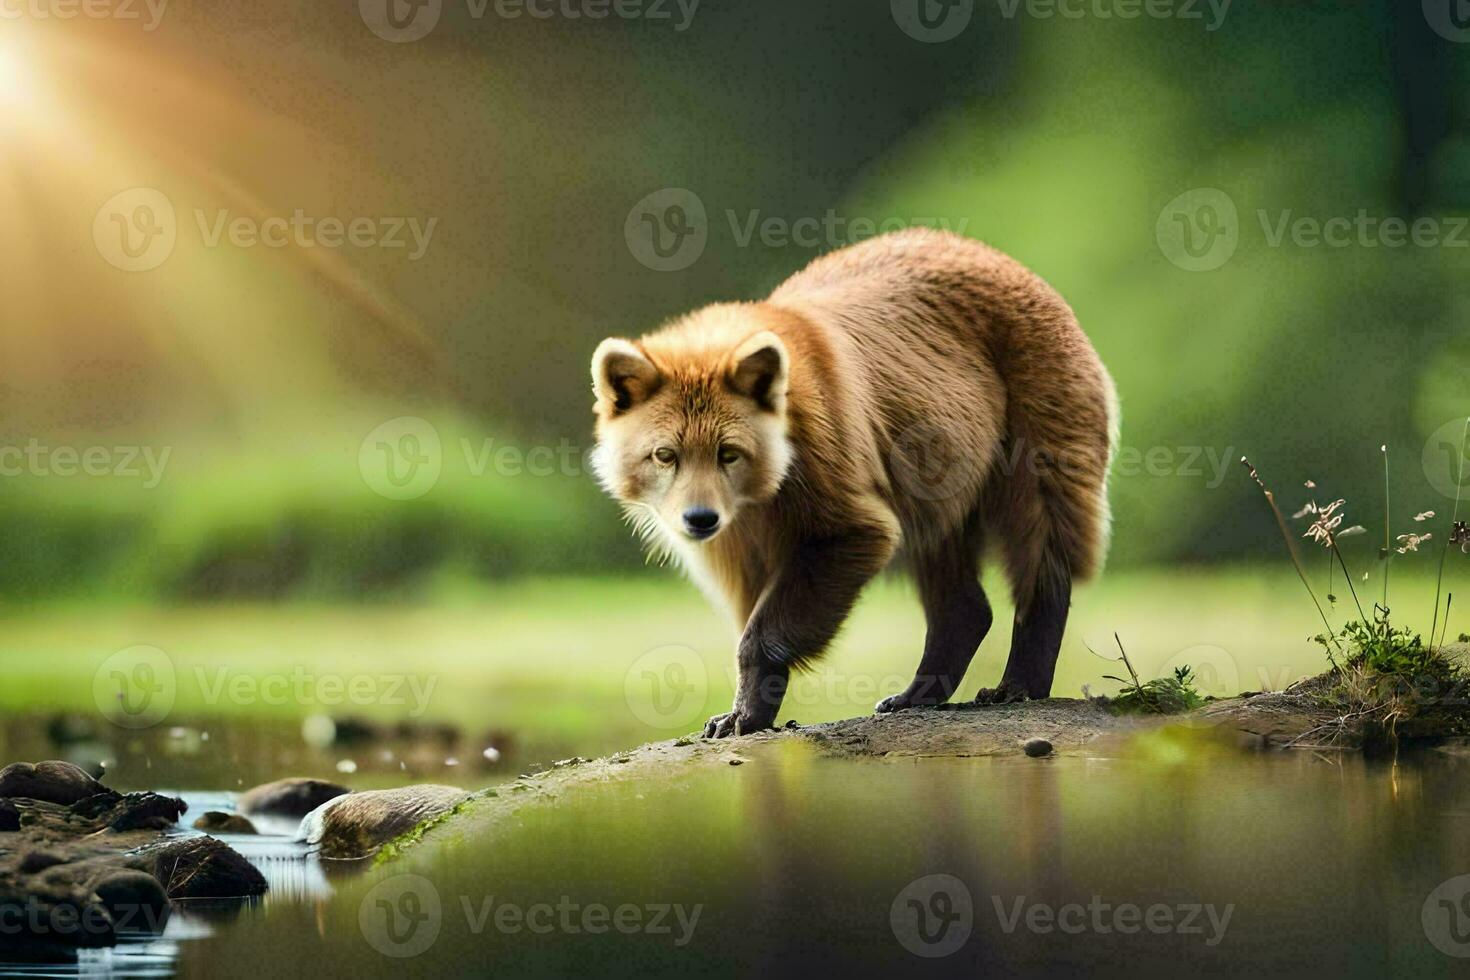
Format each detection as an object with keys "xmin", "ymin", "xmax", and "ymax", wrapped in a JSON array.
[{"xmin": 591, "ymin": 229, "xmax": 1117, "ymax": 737}]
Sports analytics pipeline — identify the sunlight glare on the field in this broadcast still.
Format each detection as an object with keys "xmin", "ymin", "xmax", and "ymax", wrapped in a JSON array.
[{"xmin": 0, "ymin": 39, "xmax": 35, "ymax": 112}]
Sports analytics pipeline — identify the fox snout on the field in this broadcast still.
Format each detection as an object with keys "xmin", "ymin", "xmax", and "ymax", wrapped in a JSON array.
[{"xmin": 682, "ymin": 506, "xmax": 722, "ymax": 540}]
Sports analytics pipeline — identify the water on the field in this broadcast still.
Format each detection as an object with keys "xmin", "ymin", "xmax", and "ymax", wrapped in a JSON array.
[
  {"xmin": 1, "ymin": 791, "xmax": 326, "ymax": 979},
  {"xmin": 162, "ymin": 730, "xmax": 1470, "ymax": 978},
  {"xmin": 9, "ymin": 730, "xmax": 1470, "ymax": 977}
]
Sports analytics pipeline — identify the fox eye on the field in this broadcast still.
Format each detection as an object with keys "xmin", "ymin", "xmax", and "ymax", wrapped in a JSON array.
[
  {"xmin": 718, "ymin": 446, "xmax": 741, "ymax": 467},
  {"xmin": 653, "ymin": 448, "xmax": 677, "ymax": 466}
]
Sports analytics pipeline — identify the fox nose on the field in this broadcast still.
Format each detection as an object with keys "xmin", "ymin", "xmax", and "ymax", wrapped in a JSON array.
[{"xmin": 682, "ymin": 507, "xmax": 721, "ymax": 538}]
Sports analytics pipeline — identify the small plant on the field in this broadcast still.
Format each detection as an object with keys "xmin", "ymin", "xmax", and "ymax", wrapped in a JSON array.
[
  {"xmin": 1322, "ymin": 611, "xmax": 1457, "ymax": 683},
  {"xmin": 1095, "ymin": 634, "xmax": 1206, "ymax": 715},
  {"xmin": 1243, "ymin": 427, "xmax": 1470, "ymax": 741}
]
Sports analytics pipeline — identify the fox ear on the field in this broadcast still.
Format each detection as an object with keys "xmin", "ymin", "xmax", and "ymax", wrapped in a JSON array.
[
  {"xmin": 592, "ymin": 338, "xmax": 659, "ymax": 414},
  {"xmin": 728, "ymin": 331, "xmax": 788, "ymax": 412}
]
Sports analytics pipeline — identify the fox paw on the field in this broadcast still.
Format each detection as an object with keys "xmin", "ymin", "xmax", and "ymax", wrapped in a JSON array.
[
  {"xmin": 873, "ymin": 693, "xmax": 913, "ymax": 714},
  {"xmin": 875, "ymin": 677, "xmax": 958, "ymax": 714},
  {"xmin": 973, "ymin": 682, "xmax": 1030, "ymax": 705},
  {"xmin": 703, "ymin": 708, "xmax": 775, "ymax": 739}
]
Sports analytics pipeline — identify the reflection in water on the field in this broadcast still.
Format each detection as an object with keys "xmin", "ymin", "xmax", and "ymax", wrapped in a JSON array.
[
  {"xmin": 184, "ymin": 732, "xmax": 1470, "ymax": 979},
  {"xmin": 0, "ymin": 714, "xmax": 504, "ymax": 794},
  {"xmin": 10, "ymin": 733, "xmax": 1470, "ymax": 977}
]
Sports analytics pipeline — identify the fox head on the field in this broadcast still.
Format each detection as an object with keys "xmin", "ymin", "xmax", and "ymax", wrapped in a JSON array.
[{"xmin": 590, "ymin": 323, "xmax": 792, "ymax": 547}]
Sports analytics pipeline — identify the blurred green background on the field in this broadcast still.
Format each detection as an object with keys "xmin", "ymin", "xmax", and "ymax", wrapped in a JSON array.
[
  {"xmin": 1, "ymin": 1, "xmax": 1469, "ymax": 777},
  {"xmin": 4, "ymin": 1, "xmax": 1469, "ymax": 600}
]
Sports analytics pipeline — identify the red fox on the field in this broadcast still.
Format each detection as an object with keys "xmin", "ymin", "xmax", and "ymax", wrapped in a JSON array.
[{"xmin": 592, "ymin": 229, "xmax": 1117, "ymax": 737}]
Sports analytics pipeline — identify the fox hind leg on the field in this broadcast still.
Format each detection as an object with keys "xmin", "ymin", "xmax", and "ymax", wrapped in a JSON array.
[
  {"xmin": 976, "ymin": 550, "xmax": 1071, "ymax": 703},
  {"xmin": 875, "ymin": 513, "xmax": 992, "ymax": 713}
]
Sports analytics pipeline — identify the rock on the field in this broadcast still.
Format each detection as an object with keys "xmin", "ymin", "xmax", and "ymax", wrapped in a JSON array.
[
  {"xmin": 0, "ymin": 875, "xmax": 117, "ymax": 959},
  {"xmin": 130, "ymin": 837, "xmax": 267, "ymax": 899},
  {"xmin": 192, "ymin": 811, "xmax": 258, "ymax": 835},
  {"xmin": 19, "ymin": 850, "xmax": 68, "ymax": 874},
  {"xmin": 237, "ymin": 778, "xmax": 351, "ymax": 818},
  {"xmin": 0, "ymin": 799, "xmax": 19, "ymax": 832},
  {"xmin": 1023, "ymin": 738, "xmax": 1053, "ymax": 758},
  {"xmin": 0, "ymin": 761, "xmax": 107, "ymax": 805},
  {"xmin": 301, "ymin": 785, "xmax": 471, "ymax": 859},
  {"xmin": 72, "ymin": 791, "xmax": 187, "ymax": 832},
  {"xmin": 85, "ymin": 869, "xmax": 170, "ymax": 933}
]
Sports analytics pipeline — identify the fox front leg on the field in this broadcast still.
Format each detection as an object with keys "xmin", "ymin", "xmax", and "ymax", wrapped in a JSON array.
[{"xmin": 704, "ymin": 521, "xmax": 897, "ymax": 738}]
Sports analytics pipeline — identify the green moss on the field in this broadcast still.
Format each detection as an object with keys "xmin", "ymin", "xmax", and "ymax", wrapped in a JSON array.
[{"xmin": 373, "ymin": 796, "xmax": 483, "ymax": 867}]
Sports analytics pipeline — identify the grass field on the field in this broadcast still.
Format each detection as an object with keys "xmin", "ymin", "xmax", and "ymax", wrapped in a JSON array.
[{"xmin": 7, "ymin": 565, "xmax": 1461, "ymax": 771}]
